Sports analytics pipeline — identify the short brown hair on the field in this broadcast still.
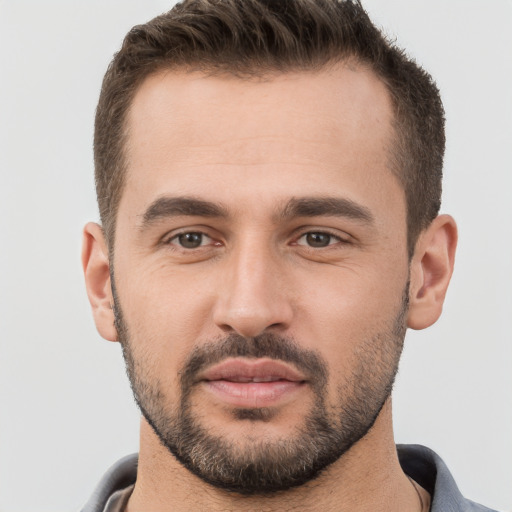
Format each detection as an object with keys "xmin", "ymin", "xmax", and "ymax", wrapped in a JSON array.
[{"xmin": 94, "ymin": 0, "xmax": 444, "ymax": 256}]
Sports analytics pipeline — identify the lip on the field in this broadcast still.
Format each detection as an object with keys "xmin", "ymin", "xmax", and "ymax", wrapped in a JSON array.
[{"xmin": 199, "ymin": 358, "xmax": 307, "ymax": 408}]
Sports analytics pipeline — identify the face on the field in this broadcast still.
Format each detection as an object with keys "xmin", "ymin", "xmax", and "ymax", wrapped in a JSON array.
[{"xmin": 112, "ymin": 66, "xmax": 411, "ymax": 493}]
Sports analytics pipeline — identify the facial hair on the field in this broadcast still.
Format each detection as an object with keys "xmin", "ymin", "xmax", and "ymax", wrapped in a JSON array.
[{"xmin": 113, "ymin": 281, "xmax": 408, "ymax": 495}]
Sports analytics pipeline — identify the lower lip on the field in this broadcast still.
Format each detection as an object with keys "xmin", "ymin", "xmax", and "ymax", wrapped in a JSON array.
[{"xmin": 202, "ymin": 380, "xmax": 305, "ymax": 408}]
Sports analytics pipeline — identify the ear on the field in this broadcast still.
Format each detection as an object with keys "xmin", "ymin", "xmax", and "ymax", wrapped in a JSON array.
[
  {"xmin": 82, "ymin": 222, "xmax": 118, "ymax": 341},
  {"xmin": 407, "ymin": 214, "xmax": 458, "ymax": 330}
]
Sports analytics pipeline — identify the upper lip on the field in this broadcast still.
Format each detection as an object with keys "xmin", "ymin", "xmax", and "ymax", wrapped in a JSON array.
[{"xmin": 199, "ymin": 358, "xmax": 306, "ymax": 383}]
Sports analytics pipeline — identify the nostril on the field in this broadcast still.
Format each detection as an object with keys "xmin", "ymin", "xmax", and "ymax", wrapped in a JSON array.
[
  {"xmin": 214, "ymin": 316, "xmax": 288, "ymax": 339},
  {"xmin": 217, "ymin": 323, "xmax": 236, "ymax": 333}
]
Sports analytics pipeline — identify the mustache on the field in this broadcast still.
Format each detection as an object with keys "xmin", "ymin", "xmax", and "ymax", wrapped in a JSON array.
[{"xmin": 180, "ymin": 333, "xmax": 328, "ymax": 392}]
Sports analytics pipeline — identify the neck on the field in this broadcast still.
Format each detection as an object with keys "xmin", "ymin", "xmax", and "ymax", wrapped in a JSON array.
[{"xmin": 126, "ymin": 400, "xmax": 422, "ymax": 512}]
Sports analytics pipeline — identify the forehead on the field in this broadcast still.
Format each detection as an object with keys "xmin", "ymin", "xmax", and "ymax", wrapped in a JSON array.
[
  {"xmin": 121, "ymin": 65, "xmax": 401, "ymax": 224},
  {"xmin": 126, "ymin": 65, "xmax": 394, "ymax": 158}
]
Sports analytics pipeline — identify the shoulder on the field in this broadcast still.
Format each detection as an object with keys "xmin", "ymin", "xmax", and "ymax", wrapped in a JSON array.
[
  {"xmin": 81, "ymin": 454, "xmax": 138, "ymax": 512},
  {"xmin": 397, "ymin": 444, "xmax": 497, "ymax": 512}
]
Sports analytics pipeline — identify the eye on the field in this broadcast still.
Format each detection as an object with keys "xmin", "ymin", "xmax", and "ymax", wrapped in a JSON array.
[
  {"xmin": 168, "ymin": 232, "xmax": 212, "ymax": 249},
  {"xmin": 296, "ymin": 231, "xmax": 343, "ymax": 248}
]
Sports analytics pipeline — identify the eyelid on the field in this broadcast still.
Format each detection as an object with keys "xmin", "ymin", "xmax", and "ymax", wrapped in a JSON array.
[
  {"xmin": 167, "ymin": 230, "xmax": 209, "ymax": 241},
  {"xmin": 292, "ymin": 227, "xmax": 353, "ymax": 245},
  {"xmin": 161, "ymin": 228, "xmax": 219, "ymax": 248},
  {"xmin": 159, "ymin": 226, "xmax": 353, "ymax": 249},
  {"xmin": 159, "ymin": 223, "xmax": 212, "ymax": 240}
]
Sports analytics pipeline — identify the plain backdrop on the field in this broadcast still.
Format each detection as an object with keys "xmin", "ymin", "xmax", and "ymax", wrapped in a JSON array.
[{"xmin": 0, "ymin": 1, "xmax": 511, "ymax": 511}]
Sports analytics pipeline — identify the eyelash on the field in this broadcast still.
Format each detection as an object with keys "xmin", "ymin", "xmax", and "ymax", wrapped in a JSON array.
[
  {"xmin": 294, "ymin": 230, "xmax": 349, "ymax": 248},
  {"xmin": 164, "ymin": 231, "xmax": 217, "ymax": 249},
  {"xmin": 163, "ymin": 229, "xmax": 350, "ymax": 250}
]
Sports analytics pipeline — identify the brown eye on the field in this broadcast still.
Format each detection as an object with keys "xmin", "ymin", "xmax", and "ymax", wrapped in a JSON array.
[
  {"xmin": 303, "ymin": 232, "xmax": 334, "ymax": 247},
  {"xmin": 175, "ymin": 232, "xmax": 207, "ymax": 249}
]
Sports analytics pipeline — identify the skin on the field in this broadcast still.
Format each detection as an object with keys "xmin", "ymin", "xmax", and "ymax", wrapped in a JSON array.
[{"xmin": 83, "ymin": 64, "xmax": 457, "ymax": 511}]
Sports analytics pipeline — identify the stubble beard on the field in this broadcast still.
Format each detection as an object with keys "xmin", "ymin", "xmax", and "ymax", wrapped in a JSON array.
[{"xmin": 113, "ymin": 283, "xmax": 408, "ymax": 495}]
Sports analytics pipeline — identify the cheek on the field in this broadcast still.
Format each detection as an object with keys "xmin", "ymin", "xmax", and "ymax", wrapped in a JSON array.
[
  {"xmin": 114, "ymin": 263, "xmax": 218, "ymax": 397},
  {"xmin": 117, "ymin": 255, "xmax": 217, "ymax": 339},
  {"xmin": 125, "ymin": 337, "xmax": 184, "ymax": 413},
  {"xmin": 292, "ymin": 261, "xmax": 407, "ymax": 356},
  {"xmin": 301, "ymin": 278, "xmax": 406, "ymax": 403}
]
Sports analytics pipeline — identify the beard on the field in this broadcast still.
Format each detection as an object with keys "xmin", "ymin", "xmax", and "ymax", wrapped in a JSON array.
[{"xmin": 113, "ymin": 282, "xmax": 408, "ymax": 495}]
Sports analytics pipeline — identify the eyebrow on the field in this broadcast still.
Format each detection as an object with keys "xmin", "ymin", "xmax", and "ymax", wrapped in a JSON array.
[
  {"xmin": 139, "ymin": 196, "xmax": 229, "ymax": 228},
  {"xmin": 138, "ymin": 194, "xmax": 374, "ymax": 230},
  {"xmin": 279, "ymin": 197, "xmax": 374, "ymax": 224}
]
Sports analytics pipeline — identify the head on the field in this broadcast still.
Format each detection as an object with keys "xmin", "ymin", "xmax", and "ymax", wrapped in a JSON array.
[{"xmin": 84, "ymin": 0, "xmax": 456, "ymax": 496}]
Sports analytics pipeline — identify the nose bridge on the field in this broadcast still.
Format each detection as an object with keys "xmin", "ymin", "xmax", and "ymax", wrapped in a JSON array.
[{"xmin": 213, "ymin": 233, "xmax": 292, "ymax": 337}]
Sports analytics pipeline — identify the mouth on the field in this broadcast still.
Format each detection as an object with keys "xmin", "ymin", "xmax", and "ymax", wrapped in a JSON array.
[{"xmin": 198, "ymin": 358, "xmax": 307, "ymax": 408}]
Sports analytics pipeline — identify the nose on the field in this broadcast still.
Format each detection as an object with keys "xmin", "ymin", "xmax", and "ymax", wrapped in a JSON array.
[{"xmin": 212, "ymin": 241, "xmax": 293, "ymax": 338}]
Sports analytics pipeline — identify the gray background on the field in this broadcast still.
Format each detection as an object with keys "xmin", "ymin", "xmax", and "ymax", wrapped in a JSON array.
[{"xmin": 0, "ymin": 1, "xmax": 511, "ymax": 511}]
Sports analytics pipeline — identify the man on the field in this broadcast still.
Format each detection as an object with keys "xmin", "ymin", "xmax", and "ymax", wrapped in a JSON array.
[{"xmin": 80, "ymin": 0, "xmax": 494, "ymax": 510}]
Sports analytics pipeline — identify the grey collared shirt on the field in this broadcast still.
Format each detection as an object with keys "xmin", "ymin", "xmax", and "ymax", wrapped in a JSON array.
[{"xmin": 82, "ymin": 444, "xmax": 498, "ymax": 512}]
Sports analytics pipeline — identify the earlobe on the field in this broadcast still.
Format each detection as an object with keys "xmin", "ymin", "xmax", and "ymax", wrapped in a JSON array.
[
  {"xmin": 82, "ymin": 222, "xmax": 118, "ymax": 342},
  {"xmin": 407, "ymin": 215, "xmax": 458, "ymax": 330}
]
